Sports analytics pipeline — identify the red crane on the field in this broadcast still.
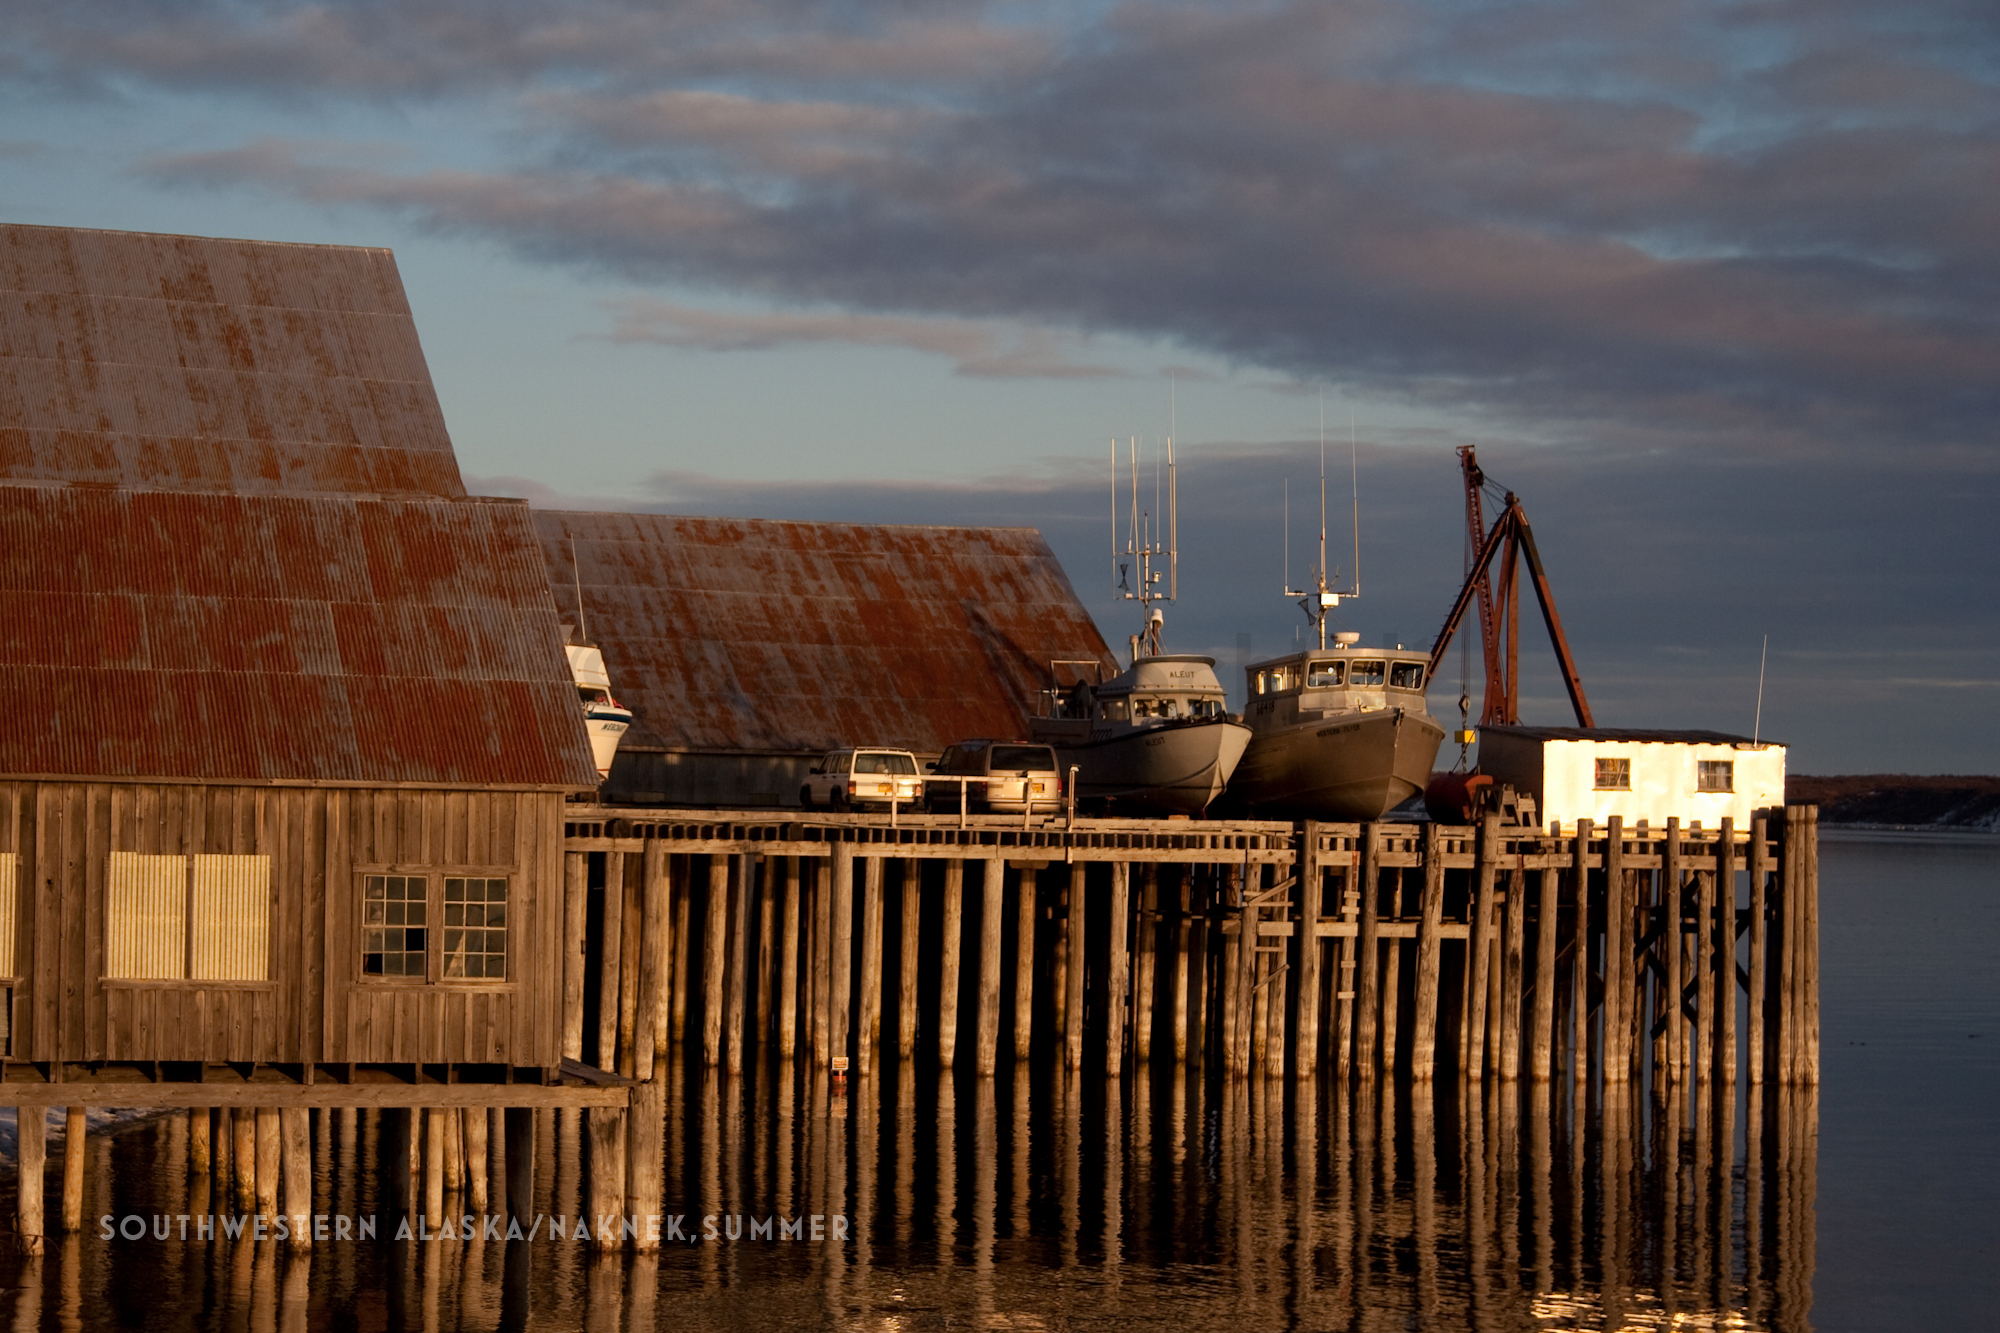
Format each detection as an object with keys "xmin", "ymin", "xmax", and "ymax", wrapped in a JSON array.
[{"xmin": 1427, "ymin": 448, "xmax": 1594, "ymax": 728}]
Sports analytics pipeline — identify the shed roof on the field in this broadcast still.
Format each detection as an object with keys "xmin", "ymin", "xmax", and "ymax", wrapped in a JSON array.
[
  {"xmin": 0, "ymin": 485, "xmax": 597, "ymax": 788},
  {"xmin": 0, "ymin": 223, "xmax": 464, "ymax": 498},
  {"xmin": 1483, "ymin": 726, "xmax": 1778, "ymax": 747},
  {"xmin": 532, "ymin": 510, "xmax": 1117, "ymax": 755}
]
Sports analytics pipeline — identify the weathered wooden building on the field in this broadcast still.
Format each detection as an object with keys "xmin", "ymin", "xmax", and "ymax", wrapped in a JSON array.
[
  {"xmin": 0, "ymin": 223, "xmax": 600, "ymax": 1080},
  {"xmin": 532, "ymin": 510, "xmax": 1117, "ymax": 806}
]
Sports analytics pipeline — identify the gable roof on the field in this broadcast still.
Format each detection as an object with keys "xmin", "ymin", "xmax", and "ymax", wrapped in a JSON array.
[
  {"xmin": 533, "ymin": 510, "xmax": 1117, "ymax": 755},
  {"xmin": 0, "ymin": 223, "xmax": 464, "ymax": 498}
]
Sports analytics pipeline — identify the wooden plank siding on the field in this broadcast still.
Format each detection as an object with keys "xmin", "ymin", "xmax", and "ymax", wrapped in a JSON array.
[{"xmin": 0, "ymin": 781, "xmax": 564, "ymax": 1071}]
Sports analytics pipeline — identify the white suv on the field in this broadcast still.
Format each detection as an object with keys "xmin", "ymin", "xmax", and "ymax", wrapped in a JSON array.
[{"xmin": 799, "ymin": 747, "xmax": 924, "ymax": 810}]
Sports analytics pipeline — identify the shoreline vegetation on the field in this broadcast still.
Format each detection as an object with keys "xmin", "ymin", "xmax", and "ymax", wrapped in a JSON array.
[{"xmin": 1789, "ymin": 774, "xmax": 2000, "ymax": 832}]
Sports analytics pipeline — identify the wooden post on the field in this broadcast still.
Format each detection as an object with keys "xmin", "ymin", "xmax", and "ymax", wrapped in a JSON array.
[
  {"xmin": 1531, "ymin": 865, "xmax": 1559, "ymax": 1082},
  {"xmin": 1065, "ymin": 862, "xmax": 1088, "ymax": 1072},
  {"xmin": 233, "ymin": 1101, "xmax": 257, "ymax": 1214},
  {"xmin": 1133, "ymin": 863, "xmax": 1159, "ymax": 1062},
  {"xmin": 585, "ymin": 1106, "xmax": 627, "ymax": 1250},
  {"xmin": 257, "ymin": 1108, "xmax": 284, "ymax": 1223},
  {"xmin": 671, "ymin": 857, "xmax": 693, "ymax": 1045},
  {"xmin": 1499, "ymin": 867, "xmax": 1525, "ymax": 1081},
  {"xmin": 980, "ymin": 856, "xmax": 1008, "ymax": 1072},
  {"xmin": 1573, "ymin": 820, "xmax": 1593, "ymax": 1087},
  {"xmin": 17, "ymin": 1107, "xmax": 45, "ymax": 1255},
  {"xmin": 633, "ymin": 844, "xmax": 670, "ymax": 1085},
  {"xmin": 1106, "ymin": 861, "xmax": 1130, "ymax": 1078},
  {"xmin": 1717, "ymin": 817, "xmax": 1738, "ymax": 1087},
  {"xmin": 1335, "ymin": 852, "xmax": 1358, "ymax": 1078},
  {"xmin": 59, "ymin": 1108, "xmax": 84, "ymax": 1233},
  {"xmin": 1466, "ymin": 814, "xmax": 1500, "ymax": 1080},
  {"xmin": 830, "ymin": 843, "xmax": 855, "ymax": 1070},
  {"xmin": 627, "ymin": 1076, "xmax": 666, "ymax": 1251},
  {"xmin": 1664, "ymin": 819, "xmax": 1685, "ymax": 1082},
  {"xmin": 1696, "ymin": 833, "xmax": 1716, "ymax": 1084},
  {"xmin": 504, "ymin": 1108, "xmax": 535, "ymax": 1221},
  {"xmin": 1220, "ymin": 868, "xmax": 1242, "ymax": 1076},
  {"xmin": 1015, "ymin": 866, "xmax": 1038, "ymax": 1060},
  {"xmin": 702, "ymin": 854, "xmax": 728, "ymax": 1068},
  {"xmin": 443, "ymin": 1108, "xmax": 465, "ymax": 1193},
  {"xmin": 858, "ymin": 856, "xmax": 884, "ymax": 1076},
  {"xmin": 1749, "ymin": 812, "xmax": 1770, "ymax": 1085},
  {"xmin": 1380, "ymin": 864, "xmax": 1404, "ymax": 1074},
  {"xmin": 282, "ymin": 1108, "xmax": 312, "ymax": 1251},
  {"xmin": 465, "ymin": 1104, "xmax": 489, "ymax": 1214},
  {"xmin": 1355, "ymin": 823, "xmax": 1383, "ymax": 1078},
  {"xmin": 938, "ymin": 859, "xmax": 964, "ymax": 1068},
  {"xmin": 900, "ymin": 860, "xmax": 922, "ymax": 1060},
  {"xmin": 618, "ymin": 854, "xmax": 644, "ymax": 1075},
  {"xmin": 757, "ymin": 855, "xmax": 778, "ymax": 1047},
  {"xmin": 727, "ymin": 853, "xmax": 752, "ymax": 1076},
  {"xmin": 1804, "ymin": 805, "xmax": 1821, "ymax": 1085},
  {"xmin": 597, "ymin": 858, "xmax": 626, "ymax": 1071},
  {"xmin": 562, "ymin": 851, "xmax": 588, "ymax": 1062},
  {"xmin": 1173, "ymin": 870, "xmax": 1194, "ymax": 1064},
  {"xmin": 1411, "ymin": 824, "xmax": 1447, "ymax": 1080},
  {"xmin": 1293, "ymin": 826, "xmax": 1322, "ymax": 1079},
  {"xmin": 422, "ymin": 1107, "xmax": 445, "ymax": 1229},
  {"xmin": 779, "ymin": 857, "xmax": 803, "ymax": 1060},
  {"xmin": 1603, "ymin": 817, "xmax": 1627, "ymax": 1083}
]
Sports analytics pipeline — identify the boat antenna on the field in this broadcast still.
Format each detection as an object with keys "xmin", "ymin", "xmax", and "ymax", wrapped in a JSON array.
[
  {"xmin": 570, "ymin": 535, "xmax": 587, "ymax": 644},
  {"xmin": 1753, "ymin": 634, "xmax": 1768, "ymax": 745},
  {"xmin": 1350, "ymin": 403, "xmax": 1361, "ymax": 599}
]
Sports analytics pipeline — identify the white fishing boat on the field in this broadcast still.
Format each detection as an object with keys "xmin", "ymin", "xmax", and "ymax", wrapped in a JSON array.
[{"xmin": 566, "ymin": 643, "xmax": 631, "ymax": 782}]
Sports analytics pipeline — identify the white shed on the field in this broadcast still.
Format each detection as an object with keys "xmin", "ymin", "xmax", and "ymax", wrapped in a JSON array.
[{"xmin": 1475, "ymin": 726, "xmax": 1786, "ymax": 833}]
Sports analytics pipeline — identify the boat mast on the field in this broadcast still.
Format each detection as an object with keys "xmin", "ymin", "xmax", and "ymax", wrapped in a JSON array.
[
  {"xmin": 1115, "ymin": 430, "xmax": 1177, "ymax": 664},
  {"xmin": 1285, "ymin": 391, "xmax": 1359, "ymax": 648}
]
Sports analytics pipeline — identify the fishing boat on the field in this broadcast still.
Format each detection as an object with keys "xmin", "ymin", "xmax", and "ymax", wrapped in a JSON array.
[
  {"xmin": 566, "ymin": 643, "xmax": 631, "ymax": 781},
  {"xmin": 1031, "ymin": 652, "xmax": 1251, "ymax": 816},
  {"xmin": 1216, "ymin": 409, "xmax": 1443, "ymax": 819}
]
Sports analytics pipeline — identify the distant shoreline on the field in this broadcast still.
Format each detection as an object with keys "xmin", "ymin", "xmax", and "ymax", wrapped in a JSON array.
[{"xmin": 1788, "ymin": 774, "xmax": 2000, "ymax": 833}]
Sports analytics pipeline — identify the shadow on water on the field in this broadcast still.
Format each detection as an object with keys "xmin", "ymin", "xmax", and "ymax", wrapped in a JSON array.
[{"xmin": 0, "ymin": 1054, "xmax": 1817, "ymax": 1332}]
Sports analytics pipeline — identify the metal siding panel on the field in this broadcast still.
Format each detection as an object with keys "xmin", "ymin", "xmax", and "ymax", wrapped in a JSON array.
[
  {"xmin": 0, "ymin": 852, "xmax": 16, "ymax": 978},
  {"xmin": 105, "ymin": 851, "xmax": 185, "ymax": 980},
  {"xmin": 190, "ymin": 854, "xmax": 270, "ymax": 981}
]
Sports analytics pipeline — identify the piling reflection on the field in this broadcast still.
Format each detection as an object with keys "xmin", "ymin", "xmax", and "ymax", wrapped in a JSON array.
[{"xmin": 0, "ymin": 1064, "xmax": 1817, "ymax": 1332}]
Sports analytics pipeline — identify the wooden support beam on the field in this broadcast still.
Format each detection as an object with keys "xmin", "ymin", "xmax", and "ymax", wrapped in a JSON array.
[
  {"xmin": 702, "ymin": 854, "xmax": 728, "ymax": 1068},
  {"xmin": 597, "ymin": 857, "xmax": 626, "ymax": 1073},
  {"xmin": 1696, "ymin": 849, "xmax": 1716, "ymax": 1084},
  {"xmin": 858, "ymin": 856, "xmax": 885, "ymax": 1077},
  {"xmin": 1465, "ymin": 814, "xmax": 1500, "ymax": 1080},
  {"xmin": 504, "ymin": 1107, "xmax": 535, "ymax": 1221},
  {"xmin": 16, "ymin": 1107, "xmax": 44, "ymax": 1255},
  {"xmin": 938, "ymin": 859, "xmax": 964, "ymax": 1068},
  {"xmin": 830, "ymin": 843, "xmax": 855, "ymax": 1071},
  {"xmin": 465, "ymin": 1105, "xmax": 490, "ymax": 1214},
  {"xmin": 281, "ymin": 1107, "xmax": 312, "ymax": 1251},
  {"xmin": 626, "ymin": 1076, "xmax": 665, "ymax": 1252},
  {"xmin": 1355, "ymin": 824, "xmax": 1382, "ymax": 1078},
  {"xmin": 1380, "ymin": 866, "xmax": 1404, "ymax": 1074},
  {"xmin": 727, "ymin": 853, "xmax": 752, "ymax": 1076},
  {"xmin": 233, "ymin": 1100, "xmax": 257, "ymax": 1214},
  {"xmin": 779, "ymin": 856, "xmax": 802, "ymax": 1060},
  {"xmin": 1664, "ymin": 820, "xmax": 1685, "ymax": 1082},
  {"xmin": 585, "ymin": 1106, "xmax": 627, "ymax": 1250},
  {"xmin": 1531, "ymin": 867, "xmax": 1559, "ymax": 1082},
  {"xmin": 618, "ymin": 853, "xmax": 644, "ymax": 1077},
  {"xmin": 59, "ymin": 1107, "xmax": 84, "ymax": 1233},
  {"xmin": 633, "ymin": 842, "xmax": 668, "ymax": 1084},
  {"xmin": 1749, "ymin": 812, "xmax": 1769, "ymax": 1086},
  {"xmin": 1717, "ymin": 817, "xmax": 1738, "ymax": 1088},
  {"xmin": 1573, "ymin": 820, "xmax": 1593, "ymax": 1088},
  {"xmin": 1134, "ymin": 863, "xmax": 1159, "ymax": 1063},
  {"xmin": 562, "ymin": 851, "xmax": 589, "ymax": 1063},
  {"xmin": 1411, "ymin": 824, "xmax": 1447, "ymax": 1080},
  {"xmin": 1173, "ymin": 871, "xmax": 1194, "ymax": 1065},
  {"xmin": 900, "ymin": 860, "xmax": 923, "ymax": 1060},
  {"xmin": 1105, "ymin": 861, "xmax": 1130, "ymax": 1079},
  {"xmin": 977, "ymin": 855, "xmax": 1004, "ymax": 1075},
  {"xmin": 1065, "ymin": 862, "xmax": 1087, "ymax": 1072},
  {"xmin": 757, "ymin": 855, "xmax": 778, "ymax": 1048},
  {"xmin": 1804, "ymin": 805, "xmax": 1820, "ymax": 1084},
  {"xmin": 1603, "ymin": 818, "xmax": 1627, "ymax": 1082},
  {"xmin": 188, "ymin": 1106, "xmax": 211, "ymax": 1175},
  {"xmin": 443, "ymin": 1107, "xmax": 464, "ymax": 1194},
  {"xmin": 1015, "ymin": 866, "xmax": 1037, "ymax": 1061},
  {"xmin": 1292, "ymin": 828, "xmax": 1322, "ymax": 1079},
  {"xmin": 670, "ymin": 857, "xmax": 693, "ymax": 1046},
  {"xmin": 1499, "ymin": 867, "xmax": 1525, "ymax": 1082},
  {"xmin": 422, "ymin": 1107, "xmax": 445, "ymax": 1229},
  {"xmin": 1334, "ymin": 860, "xmax": 1357, "ymax": 1079}
]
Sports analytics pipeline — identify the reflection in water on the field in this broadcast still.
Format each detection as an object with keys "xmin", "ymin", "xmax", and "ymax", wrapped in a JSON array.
[{"xmin": 0, "ymin": 1063, "xmax": 1817, "ymax": 1331}]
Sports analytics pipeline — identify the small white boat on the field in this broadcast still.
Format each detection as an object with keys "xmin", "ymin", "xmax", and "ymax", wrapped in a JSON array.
[
  {"xmin": 1032, "ymin": 655, "xmax": 1251, "ymax": 815},
  {"xmin": 566, "ymin": 643, "xmax": 631, "ymax": 781}
]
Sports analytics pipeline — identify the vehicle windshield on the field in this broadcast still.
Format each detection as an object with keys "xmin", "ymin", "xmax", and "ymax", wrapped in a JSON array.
[
  {"xmin": 854, "ymin": 752, "xmax": 918, "ymax": 775},
  {"xmin": 992, "ymin": 745, "xmax": 1055, "ymax": 772}
]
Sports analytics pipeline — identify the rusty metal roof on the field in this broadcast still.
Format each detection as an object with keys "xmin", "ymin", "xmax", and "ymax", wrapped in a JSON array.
[
  {"xmin": 0, "ymin": 224, "xmax": 464, "ymax": 498},
  {"xmin": 0, "ymin": 488, "xmax": 598, "ymax": 787},
  {"xmin": 532, "ymin": 510, "xmax": 1117, "ymax": 755}
]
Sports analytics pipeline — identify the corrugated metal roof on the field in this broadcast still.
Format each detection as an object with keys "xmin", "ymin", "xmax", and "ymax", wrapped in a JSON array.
[
  {"xmin": 532, "ymin": 510, "xmax": 1118, "ymax": 755},
  {"xmin": 0, "ymin": 224, "xmax": 464, "ymax": 498},
  {"xmin": 1483, "ymin": 726, "xmax": 1774, "ymax": 746},
  {"xmin": 0, "ymin": 488, "xmax": 598, "ymax": 787}
]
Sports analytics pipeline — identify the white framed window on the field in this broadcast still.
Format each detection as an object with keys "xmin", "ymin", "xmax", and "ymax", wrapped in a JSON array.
[
  {"xmin": 1698, "ymin": 760, "xmax": 1735, "ymax": 793},
  {"xmin": 106, "ymin": 852, "xmax": 269, "ymax": 981},
  {"xmin": 1594, "ymin": 757, "xmax": 1632, "ymax": 791},
  {"xmin": 362, "ymin": 873, "xmax": 510, "ymax": 983}
]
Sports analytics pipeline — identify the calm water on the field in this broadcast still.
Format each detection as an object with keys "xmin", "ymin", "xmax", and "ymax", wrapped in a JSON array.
[{"xmin": 1, "ymin": 832, "xmax": 1992, "ymax": 1331}]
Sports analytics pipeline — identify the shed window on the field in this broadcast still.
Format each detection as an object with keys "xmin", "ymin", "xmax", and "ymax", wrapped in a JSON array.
[
  {"xmin": 1698, "ymin": 760, "xmax": 1735, "ymax": 793},
  {"xmin": 362, "ymin": 875, "xmax": 429, "ymax": 977},
  {"xmin": 1595, "ymin": 758, "xmax": 1632, "ymax": 790},
  {"xmin": 106, "ymin": 852, "xmax": 270, "ymax": 981},
  {"xmin": 442, "ymin": 878, "xmax": 509, "ymax": 980}
]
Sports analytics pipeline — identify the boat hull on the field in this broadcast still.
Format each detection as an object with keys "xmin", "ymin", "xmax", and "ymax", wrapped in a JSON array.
[
  {"xmin": 1038, "ymin": 719, "xmax": 1252, "ymax": 816},
  {"xmin": 1220, "ymin": 707, "xmax": 1445, "ymax": 821}
]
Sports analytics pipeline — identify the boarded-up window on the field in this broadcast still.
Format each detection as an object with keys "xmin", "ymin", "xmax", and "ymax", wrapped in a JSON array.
[
  {"xmin": 106, "ymin": 853, "xmax": 187, "ymax": 980},
  {"xmin": 362, "ymin": 875, "xmax": 429, "ymax": 977},
  {"xmin": 190, "ymin": 855, "xmax": 270, "ymax": 981},
  {"xmin": 442, "ymin": 877, "xmax": 509, "ymax": 979},
  {"xmin": 1698, "ymin": 760, "xmax": 1735, "ymax": 793},
  {"xmin": 0, "ymin": 852, "xmax": 17, "ymax": 978},
  {"xmin": 1594, "ymin": 757, "xmax": 1632, "ymax": 791}
]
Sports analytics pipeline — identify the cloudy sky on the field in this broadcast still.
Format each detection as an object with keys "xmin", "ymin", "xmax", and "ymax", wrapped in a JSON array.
[{"xmin": 5, "ymin": 0, "xmax": 1995, "ymax": 773}]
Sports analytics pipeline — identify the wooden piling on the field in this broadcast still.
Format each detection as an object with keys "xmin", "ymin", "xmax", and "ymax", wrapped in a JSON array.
[
  {"xmin": 1717, "ymin": 817, "xmax": 1738, "ymax": 1087},
  {"xmin": 1106, "ymin": 861, "xmax": 1130, "ymax": 1078},
  {"xmin": 1134, "ymin": 863, "xmax": 1159, "ymax": 1062},
  {"xmin": 1334, "ymin": 856, "xmax": 1358, "ymax": 1079},
  {"xmin": 1531, "ymin": 867, "xmax": 1559, "ymax": 1082},
  {"xmin": 281, "ymin": 1108, "xmax": 311, "ymax": 1251},
  {"xmin": 1173, "ymin": 872, "xmax": 1194, "ymax": 1064},
  {"xmin": 17, "ymin": 1107, "xmax": 44, "ymax": 1255},
  {"xmin": 234, "ymin": 1101, "xmax": 258, "ymax": 1214},
  {"xmin": 757, "ymin": 855, "xmax": 778, "ymax": 1046},
  {"xmin": 938, "ymin": 859, "xmax": 964, "ymax": 1067},
  {"xmin": 1380, "ymin": 865, "xmax": 1404, "ymax": 1074},
  {"xmin": 1354, "ymin": 823, "xmax": 1383, "ymax": 1078},
  {"xmin": 443, "ymin": 1107, "xmax": 464, "ymax": 1193},
  {"xmin": 59, "ymin": 1108, "xmax": 83, "ymax": 1233},
  {"xmin": 1065, "ymin": 862, "xmax": 1088, "ymax": 1072},
  {"xmin": 1696, "ymin": 841, "xmax": 1716, "ymax": 1084},
  {"xmin": 830, "ymin": 843, "xmax": 855, "ymax": 1069},
  {"xmin": 1603, "ymin": 818, "xmax": 1627, "ymax": 1082},
  {"xmin": 627, "ymin": 1076, "xmax": 666, "ymax": 1252},
  {"xmin": 702, "ymin": 854, "xmax": 728, "ymax": 1068},
  {"xmin": 1664, "ymin": 820, "xmax": 1685, "ymax": 1082},
  {"xmin": 1573, "ymin": 820, "xmax": 1593, "ymax": 1087},
  {"xmin": 1015, "ymin": 865, "xmax": 1037, "ymax": 1060},
  {"xmin": 504, "ymin": 1108, "xmax": 535, "ymax": 1221},
  {"xmin": 585, "ymin": 1106, "xmax": 626, "ymax": 1250},
  {"xmin": 1749, "ymin": 812, "xmax": 1770, "ymax": 1085},
  {"xmin": 562, "ymin": 851, "xmax": 588, "ymax": 1062},
  {"xmin": 780, "ymin": 856, "xmax": 803, "ymax": 1060},
  {"xmin": 900, "ymin": 860, "xmax": 922, "ymax": 1060},
  {"xmin": 1499, "ymin": 867, "xmax": 1525, "ymax": 1081},
  {"xmin": 977, "ymin": 855, "xmax": 1004, "ymax": 1075},
  {"xmin": 1803, "ymin": 805, "xmax": 1821, "ymax": 1084},
  {"xmin": 189, "ymin": 1106, "xmax": 211, "ymax": 1174},
  {"xmin": 671, "ymin": 857, "xmax": 693, "ymax": 1046},
  {"xmin": 464, "ymin": 1102, "xmax": 489, "ymax": 1214},
  {"xmin": 1293, "ymin": 827, "xmax": 1323, "ymax": 1079},
  {"xmin": 422, "ymin": 1107, "xmax": 445, "ymax": 1229},
  {"xmin": 858, "ymin": 856, "xmax": 885, "ymax": 1076},
  {"xmin": 618, "ymin": 854, "xmax": 644, "ymax": 1076},
  {"xmin": 727, "ymin": 853, "xmax": 752, "ymax": 1075},
  {"xmin": 1411, "ymin": 824, "xmax": 1447, "ymax": 1080},
  {"xmin": 597, "ymin": 858, "xmax": 626, "ymax": 1071},
  {"xmin": 1465, "ymin": 814, "xmax": 1500, "ymax": 1080}
]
